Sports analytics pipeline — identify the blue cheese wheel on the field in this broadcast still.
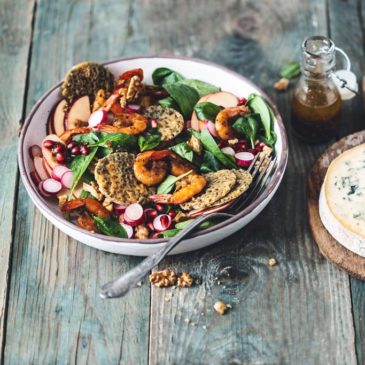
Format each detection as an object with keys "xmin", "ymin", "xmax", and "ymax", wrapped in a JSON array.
[{"xmin": 319, "ymin": 144, "xmax": 365, "ymax": 256}]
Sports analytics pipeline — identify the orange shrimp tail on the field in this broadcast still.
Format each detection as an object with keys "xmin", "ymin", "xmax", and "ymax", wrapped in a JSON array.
[
  {"xmin": 59, "ymin": 127, "xmax": 92, "ymax": 143},
  {"xmin": 83, "ymin": 198, "xmax": 110, "ymax": 218},
  {"xmin": 77, "ymin": 212, "xmax": 97, "ymax": 232},
  {"xmin": 61, "ymin": 199, "xmax": 86, "ymax": 212},
  {"xmin": 149, "ymin": 194, "xmax": 172, "ymax": 204}
]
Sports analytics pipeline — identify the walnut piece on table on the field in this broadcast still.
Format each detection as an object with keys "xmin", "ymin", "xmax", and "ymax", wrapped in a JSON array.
[
  {"xmin": 214, "ymin": 301, "xmax": 228, "ymax": 315},
  {"xmin": 268, "ymin": 257, "xmax": 278, "ymax": 267},
  {"xmin": 177, "ymin": 272, "xmax": 193, "ymax": 287},
  {"xmin": 149, "ymin": 268, "xmax": 177, "ymax": 287},
  {"xmin": 274, "ymin": 77, "xmax": 289, "ymax": 91}
]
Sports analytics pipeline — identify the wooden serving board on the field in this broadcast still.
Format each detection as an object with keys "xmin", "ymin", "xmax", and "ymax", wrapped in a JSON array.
[{"xmin": 307, "ymin": 130, "xmax": 365, "ymax": 280}]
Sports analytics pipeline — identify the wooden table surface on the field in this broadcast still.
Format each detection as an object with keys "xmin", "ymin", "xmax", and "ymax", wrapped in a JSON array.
[{"xmin": 1, "ymin": 0, "xmax": 365, "ymax": 364}]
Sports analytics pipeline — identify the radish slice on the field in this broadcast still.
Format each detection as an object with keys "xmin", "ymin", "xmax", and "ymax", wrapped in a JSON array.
[
  {"xmin": 51, "ymin": 165, "xmax": 72, "ymax": 181},
  {"xmin": 114, "ymin": 204, "xmax": 127, "ymax": 215},
  {"xmin": 235, "ymin": 151, "xmax": 255, "ymax": 167},
  {"xmin": 125, "ymin": 203, "xmax": 144, "ymax": 222},
  {"xmin": 150, "ymin": 118, "xmax": 158, "ymax": 128},
  {"xmin": 38, "ymin": 181, "xmax": 52, "ymax": 197},
  {"xmin": 120, "ymin": 223, "xmax": 134, "ymax": 238},
  {"xmin": 124, "ymin": 215, "xmax": 144, "ymax": 227},
  {"xmin": 127, "ymin": 104, "xmax": 141, "ymax": 111},
  {"xmin": 42, "ymin": 178, "xmax": 62, "ymax": 194},
  {"xmin": 30, "ymin": 171, "xmax": 41, "ymax": 185},
  {"xmin": 61, "ymin": 171, "xmax": 74, "ymax": 189},
  {"xmin": 29, "ymin": 145, "xmax": 42, "ymax": 159},
  {"xmin": 221, "ymin": 146, "xmax": 235, "ymax": 156},
  {"xmin": 88, "ymin": 109, "xmax": 107, "ymax": 127},
  {"xmin": 204, "ymin": 120, "xmax": 218, "ymax": 137},
  {"xmin": 153, "ymin": 214, "xmax": 172, "ymax": 232},
  {"xmin": 144, "ymin": 208, "xmax": 158, "ymax": 221}
]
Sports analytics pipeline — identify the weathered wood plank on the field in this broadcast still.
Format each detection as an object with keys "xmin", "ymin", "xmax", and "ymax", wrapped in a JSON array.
[
  {"xmin": 4, "ymin": 1, "xmax": 150, "ymax": 364},
  {"xmin": 328, "ymin": 1, "xmax": 365, "ymax": 363},
  {"xmin": 0, "ymin": 0, "xmax": 35, "ymax": 361},
  {"xmin": 146, "ymin": 0, "xmax": 358, "ymax": 364}
]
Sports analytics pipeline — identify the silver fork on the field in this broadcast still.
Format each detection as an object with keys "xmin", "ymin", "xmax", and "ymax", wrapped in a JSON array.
[{"xmin": 100, "ymin": 153, "xmax": 277, "ymax": 299}]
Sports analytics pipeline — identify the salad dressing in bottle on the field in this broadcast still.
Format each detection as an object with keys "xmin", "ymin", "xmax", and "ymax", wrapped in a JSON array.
[{"xmin": 291, "ymin": 36, "xmax": 342, "ymax": 143}]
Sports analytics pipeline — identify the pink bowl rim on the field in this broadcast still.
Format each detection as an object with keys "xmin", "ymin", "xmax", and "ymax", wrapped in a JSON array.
[{"xmin": 18, "ymin": 55, "xmax": 288, "ymax": 246}]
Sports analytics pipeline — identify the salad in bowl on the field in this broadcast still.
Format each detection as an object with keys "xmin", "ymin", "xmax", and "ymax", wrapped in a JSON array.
[{"xmin": 20, "ymin": 57, "xmax": 286, "ymax": 254}]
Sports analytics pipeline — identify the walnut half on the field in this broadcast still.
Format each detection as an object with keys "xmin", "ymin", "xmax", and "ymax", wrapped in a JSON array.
[
  {"xmin": 177, "ymin": 272, "xmax": 193, "ymax": 287},
  {"xmin": 149, "ymin": 269, "xmax": 177, "ymax": 287}
]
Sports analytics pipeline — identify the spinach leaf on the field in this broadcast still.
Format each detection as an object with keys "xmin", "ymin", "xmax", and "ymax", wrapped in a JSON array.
[
  {"xmin": 247, "ymin": 94, "xmax": 271, "ymax": 140},
  {"xmin": 152, "ymin": 67, "xmax": 184, "ymax": 87},
  {"xmin": 90, "ymin": 132, "xmax": 137, "ymax": 150},
  {"xmin": 259, "ymin": 130, "xmax": 277, "ymax": 147},
  {"xmin": 232, "ymin": 114, "xmax": 259, "ymax": 148},
  {"xmin": 157, "ymin": 170, "xmax": 193, "ymax": 194},
  {"xmin": 161, "ymin": 229, "xmax": 181, "ymax": 238},
  {"xmin": 138, "ymin": 128, "xmax": 162, "ymax": 152},
  {"xmin": 200, "ymin": 150, "xmax": 223, "ymax": 173},
  {"xmin": 73, "ymin": 132, "xmax": 99, "ymax": 145},
  {"xmin": 170, "ymin": 142, "xmax": 194, "ymax": 162},
  {"xmin": 194, "ymin": 102, "xmax": 221, "ymax": 121},
  {"xmin": 180, "ymin": 79, "xmax": 220, "ymax": 97},
  {"xmin": 158, "ymin": 96, "xmax": 179, "ymax": 111},
  {"xmin": 68, "ymin": 147, "xmax": 98, "ymax": 195},
  {"xmin": 200, "ymin": 128, "xmax": 236, "ymax": 168},
  {"xmin": 93, "ymin": 216, "xmax": 128, "ymax": 238},
  {"xmin": 280, "ymin": 61, "xmax": 300, "ymax": 79},
  {"xmin": 164, "ymin": 83, "xmax": 199, "ymax": 120}
]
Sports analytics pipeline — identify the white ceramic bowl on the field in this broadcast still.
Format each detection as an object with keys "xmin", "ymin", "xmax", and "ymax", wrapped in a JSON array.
[{"xmin": 18, "ymin": 56, "xmax": 288, "ymax": 256}]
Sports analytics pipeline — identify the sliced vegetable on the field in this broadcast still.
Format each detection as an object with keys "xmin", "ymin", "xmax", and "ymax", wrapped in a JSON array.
[
  {"xmin": 232, "ymin": 114, "xmax": 259, "ymax": 148},
  {"xmin": 38, "ymin": 181, "xmax": 52, "ymax": 198},
  {"xmin": 138, "ymin": 128, "xmax": 161, "ymax": 152},
  {"xmin": 34, "ymin": 156, "xmax": 50, "ymax": 180},
  {"xmin": 120, "ymin": 223, "xmax": 134, "ymax": 238},
  {"xmin": 153, "ymin": 214, "xmax": 172, "ymax": 232},
  {"xmin": 51, "ymin": 165, "xmax": 72, "ymax": 181},
  {"xmin": 200, "ymin": 128, "xmax": 236, "ymax": 168},
  {"xmin": 170, "ymin": 142, "xmax": 194, "ymax": 162},
  {"xmin": 114, "ymin": 204, "xmax": 127, "ymax": 215},
  {"xmin": 93, "ymin": 216, "xmax": 128, "ymax": 238},
  {"xmin": 220, "ymin": 146, "xmax": 235, "ymax": 156},
  {"xmin": 42, "ymin": 178, "xmax": 62, "ymax": 195},
  {"xmin": 124, "ymin": 203, "xmax": 144, "ymax": 222},
  {"xmin": 194, "ymin": 102, "xmax": 221, "ymax": 121},
  {"xmin": 163, "ymin": 83, "xmax": 199, "ymax": 120},
  {"xmin": 235, "ymin": 151, "xmax": 255, "ymax": 167},
  {"xmin": 61, "ymin": 171, "xmax": 74, "ymax": 189},
  {"xmin": 204, "ymin": 120, "xmax": 218, "ymax": 137}
]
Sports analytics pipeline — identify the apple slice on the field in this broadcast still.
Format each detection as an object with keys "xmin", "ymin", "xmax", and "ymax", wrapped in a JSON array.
[
  {"xmin": 191, "ymin": 95, "xmax": 210, "ymax": 131},
  {"xmin": 66, "ymin": 95, "xmax": 91, "ymax": 130},
  {"xmin": 52, "ymin": 99, "xmax": 67, "ymax": 136},
  {"xmin": 43, "ymin": 158, "xmax": 53, "ymax": 176},
  {"xmin": 34, "ymin": 156, "xmax": 50, "ymax": 180},
  {"xmin": 206, "ymin": 91, "xmax": 239, "ymax": 108},
  {"xmin": 41, "ymin": 134, "xmax": 63, "ymax": 169}
]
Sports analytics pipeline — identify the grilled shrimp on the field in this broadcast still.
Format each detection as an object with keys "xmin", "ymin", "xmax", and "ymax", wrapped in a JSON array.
[
  {"xmin": 59, "ymin": 127, "xmax": 92, "ymax": 143},
  {"xmin": 98, "ymin": 112, "xmax": 147, "ymax": 135},
  {"xmin": 133, "ymin": 150, "xmax": 196, "ymax": 186},
  {"xmin": 215, "ymin": 105, "xmax": 250, "ymax": 140},
  {"xmin": 149, "ymin": 173, "xmax": 206, "ymax": 205},
  {"xmin": 61, "ymin": 197, "xmax": 110, "ymax": 232}
]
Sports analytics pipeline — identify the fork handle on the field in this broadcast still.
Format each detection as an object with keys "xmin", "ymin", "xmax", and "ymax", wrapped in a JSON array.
[{"xmin": 99, "ymin": 212, "xmax": 231, "ymax": 299}]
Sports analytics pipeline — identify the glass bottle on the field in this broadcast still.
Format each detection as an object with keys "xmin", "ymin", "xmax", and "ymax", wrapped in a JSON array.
[{"xmin": 291, "ymin": 36, "xmax": 342, "ymax": 143}]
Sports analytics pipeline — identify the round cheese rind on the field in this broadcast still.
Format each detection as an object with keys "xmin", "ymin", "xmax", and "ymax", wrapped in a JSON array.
[{"xmin": 319, "ymin": 143, "xmax": 365, "ymax": 256}]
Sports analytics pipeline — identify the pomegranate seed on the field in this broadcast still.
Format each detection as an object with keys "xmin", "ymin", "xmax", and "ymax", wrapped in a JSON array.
[
  {"xmin": 144, "ymin": 208, "xmax": 158, "ymax": 221},
  {"xmin": 235, "ymin": 142, "xmax": 246, "ymax": 152},
  {"xmin": 67, "ymin": 141, "xmax": 76, "ymax": 150},
  {"xmin": 238, "ymin": 97, "xmax": 247, "ymax": 105},
  {"xmin": 147, "ymin": 222, "xmax": 154, "ymax": 231},
  {"xmin": 150, "ymin": 118, "xmax": 158, "ymax": 128},
  {"xmin": 168, "ymin": 210, "xmax": 177, "ymax": 219},
  {"xmin": 155, "ymin": 204, "xmax": 164, "ymax": 212},
  {"xmin": 43, "ymin": 140, "xmax": 55, "ymax": 149},
  {"xmin": 53, "ymin": 144, "xmax": 64, "ymax": 154},
  {"xmin": 151, "ymin": 233, "xmax": 160, "ymax": 239},
  {"xmin": 55, "ymin": 152, "xmax": 66, "ymax": 163},
  {"xmin": 118, "ymin": 214, "xmax": 125, "ymax": 224},
  {"xmin": 246, "ymin": 148, "xmax": 256, "ymax": 155},
  {"xmin": 255, "ymin": 145, "xmax": 263, "ymax": 153},
  {"xmin": 80, "ymin": 145, "xmax": 89, "ymax": 155},
  {"xmin": 71, "ymin": 146, "xmax": 80, "ymax": 155}
]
